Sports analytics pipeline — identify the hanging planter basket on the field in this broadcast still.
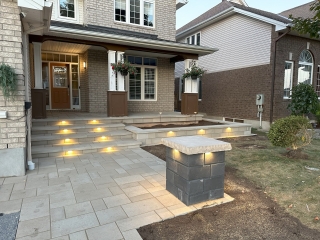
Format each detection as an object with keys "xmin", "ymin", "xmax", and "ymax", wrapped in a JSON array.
[
  {"xmin": 181, "ymin": 62, "xmax": 206, "ymax": 80},
  {"xmin": 0, "ymin": 63, "xmax": 17, "ymax": 101},
  {"xmin": 111, "ymin": 61, "xmax": 137, "ymax": 77},
  {"xmin": 191, "ymin": 75, "xmax": 198, "ymax": 80},
  {"xmin": 120, "ymin": 70, "xmax": 128, "ymax": 77}
]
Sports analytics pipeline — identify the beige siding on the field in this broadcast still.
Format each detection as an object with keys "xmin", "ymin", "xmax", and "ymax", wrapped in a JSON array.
[
  {"xmin": 48, "ymin": 0, "xmax": 84, "ymax": 24},
  {"xmin": 198, "ymin": 14, "xmax": 272, "ymax": 73}
]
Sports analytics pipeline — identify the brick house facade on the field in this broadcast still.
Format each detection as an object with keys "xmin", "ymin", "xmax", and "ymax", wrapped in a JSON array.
[
  {"xmin": 175, "ymin": 0, "xmax": 320, "ymax": 129},
  {"xmin": 0, "ymin": 0, "xmax": 216, "ymax": 177}
]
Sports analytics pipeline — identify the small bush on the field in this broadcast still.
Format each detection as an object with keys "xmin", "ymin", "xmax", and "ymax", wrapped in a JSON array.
[
  {"xmin": 315, "ymin": 103, "xmax": 320, "ymax": 125},
  {"xmin": 268, "ymin": 116, "xmax": 313, "ymax": 150}
]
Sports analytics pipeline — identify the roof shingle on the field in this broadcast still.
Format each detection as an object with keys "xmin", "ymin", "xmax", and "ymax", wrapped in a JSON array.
[{"xmin": 279, "ymin": 1, "xmax": 314, "ymax": 19}]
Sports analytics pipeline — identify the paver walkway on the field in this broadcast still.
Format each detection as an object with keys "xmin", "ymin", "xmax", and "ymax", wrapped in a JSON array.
[{"xmin": 0, "ymin": 148, "xmax": 233, "ymax": 240}]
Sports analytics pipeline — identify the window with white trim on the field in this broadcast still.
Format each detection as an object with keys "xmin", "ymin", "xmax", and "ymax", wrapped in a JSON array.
[
  {"xmin": 127, "ymin": 56, "xmax": 157, "ymax": 100},
  {"xmin": 59, "ymin": 0, "xmax": 76, "ymax": 19},
  {"xmin": 114, "ymin": 0, "xmax": 155, "ymax": 27},
  {"xmin": 186, "ymin": 33, "xmax": 201, "ymax": 46},
  {"xmin": 316, "ymin": 66, "xmax": 320, "ymax": 98},
  {"xmin": 283, "ymin": 61, "xmax": 293, "ymax": 99},
  {"xmin": 298, "ymin": 50, "xmax": 313, "ymax": 84}
]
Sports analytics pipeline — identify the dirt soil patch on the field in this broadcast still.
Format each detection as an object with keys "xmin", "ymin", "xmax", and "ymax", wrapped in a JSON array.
[
  {"xmin": 136, "ymin": 120, "xmax": 223, "ymax": 129},
  {"xmin": 139, "ymin": 141, "xmax": 320, "ymax": 240}
]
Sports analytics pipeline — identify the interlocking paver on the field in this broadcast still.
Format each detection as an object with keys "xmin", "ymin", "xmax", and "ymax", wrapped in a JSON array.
[
  {"xmin": 114, "ymin": 175, "xmax": 145, "ymax": 185},
  {"xmin": 90, "ymin": 199, "xmax": 107, "ymax": 211},
  {"xmin": 122, "ymin": 186, "xmax": 148, "ymax": 198},
  {"xmin": 15, "ymin": 230, "xmax": 51, "ymax": 240},
  {"xmin": 65, "ymin": 201, "xmax": 94, "ymax": 218},
  {"xmin": 69, "ymin": 231, "xmax": 88, "ymax": 240},
  {"xmin": 13, "ymin": 182, "xmax": 26, "ymax": 191},
  {"xmin": 72, "ymin": 183, "xmax": 96, "ymax": 193},
  {"xmin": 96, "ymin": 206, "xmax": 128, "ymax": 225},
  {"xmin": 129, "ymin": 193, "xmax": 154, "ymax": 203},
  {"xmin": 49, "ymin": 176, "xmax": 70, "ymax": 186},
  {"xmin": 16, "ymin": 216, "xmax": 50, "ymax": 239},
  {"xmin": 3, "ymin": 176, "xmax": 27, "ymax": 184},
  {"xmin": 86, "ymin": 222, "xmax": 123, "ymax": 240},
  {"xmin": 50, "ymin": 190, "xmax": 76, "ymax": 209},
  {"xmin": 75, "ymin": 188, "xmax": 113, "ymax": 203},
  {"xmin": 51, "ymin": 213, "xmax": 99, "ymax": 238},
  {"xmin": 0, "ymin": 199, "xmax": 22, "ymax": 214},
  {"xmin": 121, "ymin": 198, "xmax": 164, "ymax": 217},
  {"xmin": 109, "ymin": 186, "xmax": 124, "ymax": 196},
  {"xmin": 103, "ymin": 194, "xmax": 131, "ymax": 208},
  {"xmin": 10, "ymin": 188, "xmax": 37, "ymax": 201},
  {"xmin": 121, "ymin": 229, "xmax": 143, "ymax": 240},
  {"xmin": 155, "ymin": 208, "xmax": 174, "ymax": 220},
  {"xmin": 37, "ymin": 183, "xmax": 73, "ymax": 196},
  {"xmin": 51, "ymin": 207, "xmax": 66, "ymax": 222},
  {"xmin": 20, "ymin": 195, "xmax": 50, "ymax": 221},
  {"xmin": 0, "ymin": 183, "xmax": 13, "ymax": 201},
  {"xmin": 116, "ymin": 211, "xmax": 162, "ymax": 232}
]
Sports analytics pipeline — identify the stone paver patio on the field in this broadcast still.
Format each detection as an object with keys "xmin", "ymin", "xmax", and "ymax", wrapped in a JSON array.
[{"xmin": 0, "ymin": 148, "xmax": 233, "ymax": 240}]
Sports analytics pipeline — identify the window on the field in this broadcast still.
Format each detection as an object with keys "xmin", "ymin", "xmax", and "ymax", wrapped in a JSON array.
[
  {"xmin": 59, "ymin": 0, "xmax": 75, "ymax": 19},
  {"xmin": 127, "ymin": 56, "xmax": 157, "ymax": 100},
  {"xmin": 283, "ymin": 61, "xmax": 293, "ymax": 99},
  {"xmin": 186, "ymin": 32, "xmax": 201, "ymax": 45},
  {"xmin": 317, "ymin": 66, "xmax": 320, "ymax": 98},
  {"xmin": 115, "ymin": 0, "xmax": 154, "ymax": 27},
  {"xmin": 298, "ymin": 50, "xmax": 313, "ymax": 84}
]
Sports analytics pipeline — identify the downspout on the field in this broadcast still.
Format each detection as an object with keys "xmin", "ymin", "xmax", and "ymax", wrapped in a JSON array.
[
  {"xmin": 269, "ymin": 26, "xmax": 291, "ymax": 125},
  {"xmin": 23, "ymin": 25, "xmax": 47, "ymax": 170}
]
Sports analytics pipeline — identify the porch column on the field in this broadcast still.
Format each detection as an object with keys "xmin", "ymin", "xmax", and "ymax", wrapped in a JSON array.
[
  {"xmin": 33, "ymin": 42, "xmax": 42, "ymax": 89},
  {"xmin": 181, "ymin": 59, "xmax": 199, "ymax": 115},
  {"xmin": 117, "ymin": 51, "xmax": 125, "ymax": 91},
  {"xmin": 108, "ymin": 50, "xmax": 116, "ymax": 91}
]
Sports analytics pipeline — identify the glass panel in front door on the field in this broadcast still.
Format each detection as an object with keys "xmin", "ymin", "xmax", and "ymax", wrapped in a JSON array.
[{"xmin": 53, "ymin": 67, "xmax": 68, "ymax": 88}]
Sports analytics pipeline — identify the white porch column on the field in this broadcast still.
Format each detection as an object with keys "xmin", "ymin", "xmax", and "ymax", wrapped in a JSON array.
[
  {"xmin": 184, "ymin": 59, "xmax": 198, "ymax": 94},
  {"xmin": 33, "ymin": 42, "xmax": 42, "ymax": 89},
  {"xmin": 117, "ymin": 51, "xmax": 125, "ymax": 91},
  {"xmin": 108, "ymin": 50, "xmax": 116, "ymax": 91}
]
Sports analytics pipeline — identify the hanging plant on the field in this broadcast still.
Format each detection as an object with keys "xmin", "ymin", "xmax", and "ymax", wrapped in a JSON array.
[
  {"xmin": 182, "ymin": 61, "xmax": 206, "ymax": 80},
  {"xmin": 111, "ymin": 61, "xmax": 137, "ymax": 76},
  {"xmin": 0, "ymin": 63, "xmax": 17, "ymax": 101}
]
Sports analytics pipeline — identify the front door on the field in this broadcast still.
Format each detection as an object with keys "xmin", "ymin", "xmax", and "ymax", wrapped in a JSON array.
[{"xmin": 50, "ymin": 63, "xmax": 70, "ymax": 109}]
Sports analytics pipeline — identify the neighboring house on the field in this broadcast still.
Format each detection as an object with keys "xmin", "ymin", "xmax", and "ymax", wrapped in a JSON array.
[
  {"xmin": 0, "ymin": 0, "xmax": 216, "ymax": 177},
  {"xmin": 175, "ymin": 0, "xmax": 320, "ymax": 129}
]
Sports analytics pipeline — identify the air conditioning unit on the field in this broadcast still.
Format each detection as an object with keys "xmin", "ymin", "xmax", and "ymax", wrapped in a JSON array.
[{"xmin": 0, "ymin": 111, "xmax": 7, "ymax": 119}]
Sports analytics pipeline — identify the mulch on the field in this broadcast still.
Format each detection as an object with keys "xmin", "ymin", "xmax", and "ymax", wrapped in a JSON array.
[
  {"xmin": 137, "ymin": 120, "xmax": 223, "ymax": 129},
  {"xmin": 139, "ymin": 143, "xmax": 320, "ymax": 240}
]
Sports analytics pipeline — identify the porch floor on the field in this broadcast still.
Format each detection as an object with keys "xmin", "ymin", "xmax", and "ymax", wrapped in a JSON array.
[
  {"xmin": 0, "ymin": 148, "xmax": 233, "ymax": 240},
  {"xmin": 42, "ymin": 111, "xmax": 198, "ymax": 120}
]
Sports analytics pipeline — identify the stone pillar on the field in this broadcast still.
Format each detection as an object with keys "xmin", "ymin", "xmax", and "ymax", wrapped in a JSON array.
[
  {"xmin": 108, "ymin": 50, "xmax": 116, "ymax": 91},
  {"xmin": 33, "ymin": 42, "xmax": 42, "ymax": 89},
  {"xmin": 117, "ymin": 51, "xmax": 125, "ymax": 91},
  {"xmin": 162, "ymin": 136, "xmax": 232, "ymax": 206}
]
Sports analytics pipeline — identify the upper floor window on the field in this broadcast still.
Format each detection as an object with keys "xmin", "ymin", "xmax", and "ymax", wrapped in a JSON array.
[
  {"xmin": 59, "ymin": 0, "xmax": 75, "ymax": 19},
  {"xmin": 298, "ymin": 50, "xmax": 313, "ymax": 84},
  {"xmin": 186, "ymin": 33, "xmax": 201, "ymax": 46},
  {"xmin": 115, "ymin": 0, "xmax": 155, "ymax": 27}
]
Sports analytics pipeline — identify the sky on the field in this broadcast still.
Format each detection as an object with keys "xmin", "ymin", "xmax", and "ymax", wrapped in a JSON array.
[{"xmin": 176, "ymin": 0, "xmax": 314, "ymax": 29}]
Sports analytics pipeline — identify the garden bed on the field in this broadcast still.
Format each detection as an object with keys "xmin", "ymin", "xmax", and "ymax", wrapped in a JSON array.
[
  {"xmin": 133, "ymin": 120, "xmax": 223, "ymax": 129},
  {"xmin": 139, "ymin": 134, "xmax": 320, "ymax": 239}
]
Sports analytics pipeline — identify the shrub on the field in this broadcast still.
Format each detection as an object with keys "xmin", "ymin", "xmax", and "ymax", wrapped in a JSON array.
[
  {"xmin": 315, "ymin": 103, "xmax": 320, "ymax": 125},
  {"xmin": 0, "ymin": 63, "xmax": 17, "ymax": 101},
  {"xmin": 268, "ymin": 116, "xmax": 313, "ymax": 150},
  {"xmin": 288, "ymin": 83, "xmax": 318, "ymax": 116}
]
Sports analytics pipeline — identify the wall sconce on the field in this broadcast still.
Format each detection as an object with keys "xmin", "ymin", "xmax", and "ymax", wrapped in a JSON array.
[{"xmin": 83, "ymin": 61, "xmax": 87, "ymax": 69}]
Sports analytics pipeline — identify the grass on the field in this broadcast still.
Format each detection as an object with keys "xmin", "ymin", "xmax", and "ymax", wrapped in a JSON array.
[{"xmin": 225, "ymin": 131, "xmax": 320, "ymax": 230}]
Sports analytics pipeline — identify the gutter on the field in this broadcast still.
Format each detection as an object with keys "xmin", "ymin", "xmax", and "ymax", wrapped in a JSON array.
[
  {"xmin": 269, "ymin": 26, "xmax": 291, "ymax": 125},
  {"xmin": 48, "ymin": 26, "xmax": 218, "ymax": 55}
]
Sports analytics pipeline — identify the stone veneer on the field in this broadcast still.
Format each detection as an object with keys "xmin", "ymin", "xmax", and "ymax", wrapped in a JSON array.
[{"xmin": 0, "ymin": 0, "xmax": 26, "ymax": 176}]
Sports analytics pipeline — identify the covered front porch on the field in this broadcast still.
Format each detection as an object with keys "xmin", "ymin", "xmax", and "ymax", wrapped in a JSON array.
[{"xmin": 29, "ymin": 22, "xmax": 217, "ymax": 118}]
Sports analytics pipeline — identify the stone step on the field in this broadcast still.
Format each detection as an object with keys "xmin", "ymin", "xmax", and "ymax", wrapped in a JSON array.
[
  {"xmin": 31, "ymin": 130, "xmax": 133, "ymax": 146},
  {"xmin": 31, "ymin": 123, "xmax": 125, "ymax": 135},
  {"xmin": 32, "ymin": 139, "xmax": 142, "ymax": 159}
]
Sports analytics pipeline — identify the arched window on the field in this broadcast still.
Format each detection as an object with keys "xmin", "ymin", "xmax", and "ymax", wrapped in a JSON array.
[{"xmin": 298, "ymin": 50, "xmax": 313, "ymax": 84}]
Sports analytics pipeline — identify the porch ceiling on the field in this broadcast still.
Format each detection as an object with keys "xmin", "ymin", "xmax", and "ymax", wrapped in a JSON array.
[{"xmin": 41, "ymin": 41, "xmax": 106, "ymax": 54}]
